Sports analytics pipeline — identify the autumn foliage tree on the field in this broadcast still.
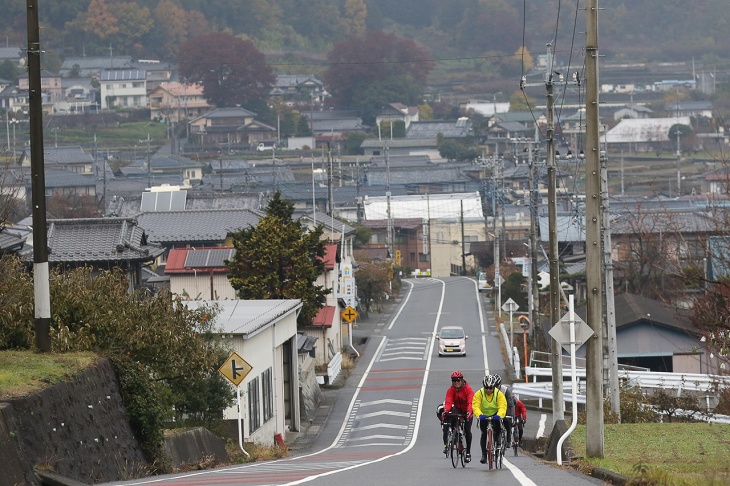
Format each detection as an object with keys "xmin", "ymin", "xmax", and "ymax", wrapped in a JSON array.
[
  {"xmin": 178, "ymin": 32, "xmax": 275, "ymax": 109},
  {"xmin": 324, "ymin": 30, "xmax": 434, "ymax": 117},
  {"xmin": 226, "ymin": 192, "xmax": 330, "ymax": 327}
]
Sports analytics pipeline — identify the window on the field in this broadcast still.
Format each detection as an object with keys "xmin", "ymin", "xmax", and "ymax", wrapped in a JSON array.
[
  {"xmin": 262, "ymin": 368, "xmax": 273, "ymax": 422},
  {"xmin": 248, "ymin": 376, "xmax": 260, "ymax": 432}
]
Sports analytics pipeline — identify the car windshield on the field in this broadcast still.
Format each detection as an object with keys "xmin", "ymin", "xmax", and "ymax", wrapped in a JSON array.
[{"xmin": 441, "ymin": 328, "xmax": 464, "ymax": 339}]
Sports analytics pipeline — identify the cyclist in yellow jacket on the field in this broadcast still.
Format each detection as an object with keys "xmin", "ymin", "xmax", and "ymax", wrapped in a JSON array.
[{"xmin": 472, "ymin": 374, "xmax": 507, "ymax": 464}]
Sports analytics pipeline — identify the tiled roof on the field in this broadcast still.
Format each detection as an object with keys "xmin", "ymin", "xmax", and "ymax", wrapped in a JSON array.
[
  {"xmin": 0, "ymin": 229, "xmax": 25, "ymax": 253},
  {"xmin": 45, "ymin": 217, "xmax": 164, "ymax": 263},
  {"xmin": 312, "ymin": 305, "xmax": 337, "ymax": 327},
  {"xmin": 136, "ymin": 209, "xmax": 262, "ymax": 244},
  {"xmin": 150, "ymin": 154, "xmax": 205, "ymax": 170},
  {"xmin": 406, "ymin": 120, "xmax": 473, "ymax": 139},
  {"xmin": 23, "ymin": 146, "xmax": 94, "ymax": 165},
  {"xmin": 61, "ymin": 56, "xmax": 133, "ymax": 71},
  {"xmin": 181, "ymin": 299, "xmax": 302, "ymax": 336},
  {"xmin": 153, "ymin": 82, "xmax": 204, "ymax": 97},
  {"xmin": 322, "ymin": 243, "xmax": 338, "ymax": 271}
]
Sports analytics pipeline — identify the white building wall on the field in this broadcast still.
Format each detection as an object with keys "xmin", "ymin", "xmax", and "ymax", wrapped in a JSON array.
[
  {"xmin": 170, "ymin": 274, "xmax": 236, "ymax": 300},
  {"xmin": 224, "ymin": 313, "xmax": 298, "ymax": 445}
]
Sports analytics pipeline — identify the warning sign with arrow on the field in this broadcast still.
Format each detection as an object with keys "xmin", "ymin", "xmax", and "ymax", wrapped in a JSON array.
[{"xmin": 218, "ymin": 351, "xmax": 253, "ymax": 387}]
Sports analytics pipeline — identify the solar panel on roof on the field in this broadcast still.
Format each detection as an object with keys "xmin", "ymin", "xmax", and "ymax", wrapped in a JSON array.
[
  {"xmin": 184, "ymin": 248, "xmax": 235, "ymax": 268},
  {"xmin": 139, "ymin": 190, "xmax": 187, "ymax": 212}
]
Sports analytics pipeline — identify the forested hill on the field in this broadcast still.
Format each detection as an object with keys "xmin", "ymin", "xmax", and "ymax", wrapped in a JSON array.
[{"xmin": 1, "ymin": 0, "xmax": 729, "ymax": 70}]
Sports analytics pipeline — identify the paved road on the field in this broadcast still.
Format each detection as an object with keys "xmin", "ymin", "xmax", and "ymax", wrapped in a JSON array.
[{"xmin": 109, "ymin": 277, "xmax": 603, "ymax": 485}]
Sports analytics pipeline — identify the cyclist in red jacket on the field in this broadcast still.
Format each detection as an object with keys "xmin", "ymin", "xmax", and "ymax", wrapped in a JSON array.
[
  {"xmin": 442, "ymin": 370, "xmax": 475, "ymax": 462},
  {"xmin": 514, "ymin": 395, "xmax": 527, "ymax": 446}
]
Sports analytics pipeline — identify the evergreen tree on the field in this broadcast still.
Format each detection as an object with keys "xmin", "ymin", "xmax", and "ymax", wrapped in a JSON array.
[{"xmin": 226, "ymin": 192, "xmax": 330, "ymax": 327}]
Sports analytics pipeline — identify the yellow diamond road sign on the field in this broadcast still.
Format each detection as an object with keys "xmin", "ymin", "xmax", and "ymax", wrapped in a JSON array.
[
  {"xmin": 341, "ymin": 306, "xmax": 358, "ymax": 323},
  {"xmin": 218, "ymin": 351, "xmax": 253, "ymax": 387}
]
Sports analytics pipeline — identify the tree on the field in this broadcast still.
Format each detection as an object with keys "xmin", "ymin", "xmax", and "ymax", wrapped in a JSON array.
[
  {"xmin": 178, "ymin": 32, "xmax": 275, "ymax": 109},
  {"xmin": 226, "ymin": 191, "xmax": 330, "ymax": 327},
  {"xmin": 355, "ymin": 261, "xmax": 392, "ymax": 315},
  {"xmin": 343, "ymin": 0, "xmax": 367, "ymax": 37},
  {"xmin": 509, "ymin": 90, "xmax": 538, "ymax": 112},
  {"xmin": 0, "ymin": 257, "xmax": 232, "ymax": 463},
  {"xmin": 324, "ymin": 30, "xmax": 434, "ymax": 115},
  {"xmin": 514, "ymin": 46, "xmax": 534, "ymax": 72}
]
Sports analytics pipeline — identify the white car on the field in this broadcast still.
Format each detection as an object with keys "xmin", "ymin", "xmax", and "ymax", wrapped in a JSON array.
[
  {"xmin": 437, "ymin": 326, "xmax": 467, "ymax": 357},
  {"xmin": 478, "ymin": 275, "xmax": 492, "ymax": 292}
]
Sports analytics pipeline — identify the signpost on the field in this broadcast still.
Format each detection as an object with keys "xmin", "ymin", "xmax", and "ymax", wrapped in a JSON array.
[
  {"xmin": 519, "ymin": 315, "xmax": 531, "ymax": 381},
  {"xmin": 218, "ymin": 352, "xmax": 253, "ymax": 456},
  {"xmin": 341, "ymin": 306, "xmax": 358, "ymax": 323},
  {"xmin": 502, "ymin": 297, "xmax": 520, "ymax": 350},
  {"xmin": 548, "ymin": 295, "xmax": 594, "ymax": 465}
]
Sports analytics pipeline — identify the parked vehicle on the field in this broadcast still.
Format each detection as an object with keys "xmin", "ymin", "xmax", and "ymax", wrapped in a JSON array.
[{"xmin": 256, "ymin": 141, "xmax": 276, "ymax": 152}]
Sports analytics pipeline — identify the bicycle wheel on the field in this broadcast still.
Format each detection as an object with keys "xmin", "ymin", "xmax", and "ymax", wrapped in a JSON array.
[
  {"xmin": 450, "ymin": 432, "xmax": 459, "ymax": 468},
  {"xmin": 458, "ymin": 432, "xmax": 465, "ymax": 468},
  {"xmin": 486, "ymin": 427, "xmax": 494, "ymax": 470},
  {"xmin": 513, "ymin": 426, "xmax": 519, "ymax": 457}
]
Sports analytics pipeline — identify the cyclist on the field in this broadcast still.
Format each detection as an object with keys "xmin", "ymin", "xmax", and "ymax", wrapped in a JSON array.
[
  {"xmin": 494, "ymin": 374, "xmax": 515, "ymax": 446},
  {"xmin": 442, "ymin": 370, "xmax": 474, "ymax": 462},
  {"xmin": 472, "ymin": 374, "xmax": 507, "ymax": 464},
  {"xmin": 514, "ymin": 394, "xmax": 527, "ymax": 446}
]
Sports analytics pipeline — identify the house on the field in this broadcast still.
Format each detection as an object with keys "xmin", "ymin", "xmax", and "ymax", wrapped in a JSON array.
[
  {"xmin": 181, "ymin": 299, "xmax": 303, "ymax": 446},
  {"xmin": 148, "ymin": 82, "xmax": 212, "ymax": 123},
  {"xmin": 19, "ymin": 146, "xmax": 96, "ymax": 174},
  {"xmin": 575, "ymin": 293, "xmax": 715, "ymax": 373},
  {"xmin": 665, "ymin": 101, "xmax": 713, "ymax": 119},
  {"xmin": 18, "ymin": 70, "xmax": 63, "ymax": 104},
  {"xmin": 375, "ymin": 103, "xmax": 419, "ymax": 131},
  {"xmin": 405, "ymin": 118, "xmax": 474, "ymax": 140},
  {"xmin": 131, "ymin": 59, "xmax": 173, "ymax": 92},
  {"xmin": 302, "ymin": 110, "xmax": 368, "ymax": 148},
  {"xmin": 60, "ymin": 78, "xmax": 97, "ymax": 113},
  {"xmin": 613, "ymin": 104, "xmax": 653, "ymax": 121},
  {"xmin": 361, "ymin": 192, "xmax": 486, "ymax": 277},
  {"xmin": 60, "ymin": 56, "xmax": 134, "ymax": 78},
  {"xmin": 99, "ymin": 70, "xmax": 147, "ymax": 110},
  {"xmin": 270, "ymin": 74, "xmax": 326, "ymax": 105},
  {"xmin": 189, "ymin": 107, "xmax": 276, "ymax": 150},
  {"xmin": 0, "ymin": 84, "xmax": 25, "ymax": 113},
  {"xmin": 135, "ymin": 208, "xmax": 263, "ymax": 268},
  {"xmin": 146, "ymin": 154, "xmax": 206, "ymax": 182},
  {"xmin": 165, "ymin": 247, "xmax": 236, "ymax": 300},
  {"xmin": 460, "ymin": 99, "xmax": 511, "ymax": 117},
  {"xmin": 0, "ymin": 47, "xmax": 24, "ymax": 68},
  {"xmin": 604, "ymin": 117, "xmax": 692, "ymax": 152},
  {"xmin": 359, "ymin": 138, "xmax": 440, "ymax": 160},
  {"xmin": 31, "ymin": 217, "xmax": 164, "ymax": 289}
]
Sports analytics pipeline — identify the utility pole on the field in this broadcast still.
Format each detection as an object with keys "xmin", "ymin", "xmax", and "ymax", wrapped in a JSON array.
[
  {"xmin": 601, "ymin": 145, "xmax": 620, "ymax": 419},
  {"xmin": 461, "ymin": 200, "xmax": 466, "ymax": 275},
  {"xmin": 385, "ymin": 143, "xmax": 393, "ymax": 259},
  {"xmin": 140, "ymin": 133, "xmax": 153, "ymax": 187},
  {"xmin": 585, "ymin": 0, "xmax": 605, "ymax": 458},
  {"xmin": 521, "ymin": 43, "xmax": 565, "ymax": 421},
  {"xmin": 327, "ymin": 143, "xmax": 333, "ymax": 216},
  {"xmin": 27, "ymin": 0, "xmax": 51, "ymax": 352}
]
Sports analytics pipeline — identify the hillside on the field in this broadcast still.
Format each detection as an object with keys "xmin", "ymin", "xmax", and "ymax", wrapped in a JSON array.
[{"xmin": 0, "ymin": 1, "xmax": 728, "ymax": 83}]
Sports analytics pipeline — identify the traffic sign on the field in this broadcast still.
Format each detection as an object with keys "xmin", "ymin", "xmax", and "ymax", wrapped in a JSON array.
[
  {"xmin": 549, "ymin": 313, "xmax": 594, "ymax": 353},
  {"xmin": 501, "ymin": 298, "xmax": 519, "ymax": 313},
  {"xmin": 495, "ymin": 275, "xmax": 505, "ymax": 286},
  {"xmin": 218, "ymin": 351, "xmax": 253, "ymax": 387},
  {"xmin": 341, "ymin": 306, "xmax": 358, "ymax": 323}
]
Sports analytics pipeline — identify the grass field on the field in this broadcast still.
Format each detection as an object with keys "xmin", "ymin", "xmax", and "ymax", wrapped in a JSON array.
[
  {"xmin": 570, "ymin": 423, "xmax": 730, "ymax": 485},
  {"xmin": 0, "ymin": 351, "xmax": 98, "ymax": 399}
]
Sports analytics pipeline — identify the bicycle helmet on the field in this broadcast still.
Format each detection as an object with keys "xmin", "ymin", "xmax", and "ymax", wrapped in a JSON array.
[
  {"xmin": 483, "ymin": 374, "xmax": 498, "ymax": 388},
  {"xmin": 451, "ymin": 370, "xmax": 464, "ymax": 381},
  {"xmin": 493, "ymin": 374, "xmax": 502, "ymax": 388}
]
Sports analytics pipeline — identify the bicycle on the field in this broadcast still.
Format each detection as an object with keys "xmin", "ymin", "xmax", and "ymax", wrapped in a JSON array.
[
  {"xmin": 479, "ymin": 415, "xmax": 503, "ymax": 470},
  {"xmin": 504, "ymin": 415, "xmax": 519, "ymax": 457},
  {"xmin": 444, "ymin": 412, "xmax": 467, "ymax": 468}
]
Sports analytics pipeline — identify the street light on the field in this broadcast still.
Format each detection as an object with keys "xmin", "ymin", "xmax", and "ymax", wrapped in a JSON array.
[{"xmin": 9, "ymin": 117, "xmax": 20, "ymax": 160}]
